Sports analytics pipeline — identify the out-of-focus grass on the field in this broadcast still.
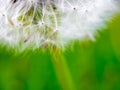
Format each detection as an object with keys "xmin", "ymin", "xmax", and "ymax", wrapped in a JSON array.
[{"xmin": 0, "ymin": 14, "xmax": 120, "ymax": 90}]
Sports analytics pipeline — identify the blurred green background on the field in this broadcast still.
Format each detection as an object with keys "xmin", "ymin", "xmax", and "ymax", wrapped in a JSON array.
[{"xmin": 0, "ymin": 14, "xmax": 120, "ymax": 90}]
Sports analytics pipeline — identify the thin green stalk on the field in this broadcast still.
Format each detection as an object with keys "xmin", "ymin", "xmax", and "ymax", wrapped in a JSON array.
[{"xmin": 50, "ymin": 47, "xmax": 76, "ymax": 90}]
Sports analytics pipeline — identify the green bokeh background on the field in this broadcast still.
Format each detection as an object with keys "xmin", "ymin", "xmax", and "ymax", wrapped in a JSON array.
[{"xmin": 0, "ymin": 14, "xmax": 120, "ymax": 90}]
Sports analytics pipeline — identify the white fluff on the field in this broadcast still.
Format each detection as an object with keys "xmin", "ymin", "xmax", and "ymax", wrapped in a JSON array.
[{"xmin": 0, "ymin": 0, "xmax": 119, "ymax": 50}]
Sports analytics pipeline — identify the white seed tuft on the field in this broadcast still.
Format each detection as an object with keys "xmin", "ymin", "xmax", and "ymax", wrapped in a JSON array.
[{"xmin": 0, "ymin": 0, "xmax": 119, "ymax": 51}]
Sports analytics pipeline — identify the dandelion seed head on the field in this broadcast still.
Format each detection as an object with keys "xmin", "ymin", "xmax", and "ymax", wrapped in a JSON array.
[{"xmin": 0, "ymin": 0, "xmax": 119, "ymax": 51}]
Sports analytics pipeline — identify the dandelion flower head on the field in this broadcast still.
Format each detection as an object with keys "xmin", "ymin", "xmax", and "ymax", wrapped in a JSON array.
[{"xmin": 0, "ymin": 0, "xmax": 119, "ymax": 51}]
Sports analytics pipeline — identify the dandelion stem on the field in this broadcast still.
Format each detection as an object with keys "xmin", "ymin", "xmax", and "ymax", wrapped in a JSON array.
[{"xmin": 50, "ymin": 47, "xmax": 76, "ymax": 90}]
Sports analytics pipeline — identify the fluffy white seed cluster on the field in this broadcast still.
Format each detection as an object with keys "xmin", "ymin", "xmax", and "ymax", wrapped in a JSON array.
[{"xmin": 0, "ymin": 0, "xmax": 119, "ymax": 50}]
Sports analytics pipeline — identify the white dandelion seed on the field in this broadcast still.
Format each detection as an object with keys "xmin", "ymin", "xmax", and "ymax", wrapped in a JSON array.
[{"xmin": 0, "ymin": 0, "xmax": 119, "ymax": 51}]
